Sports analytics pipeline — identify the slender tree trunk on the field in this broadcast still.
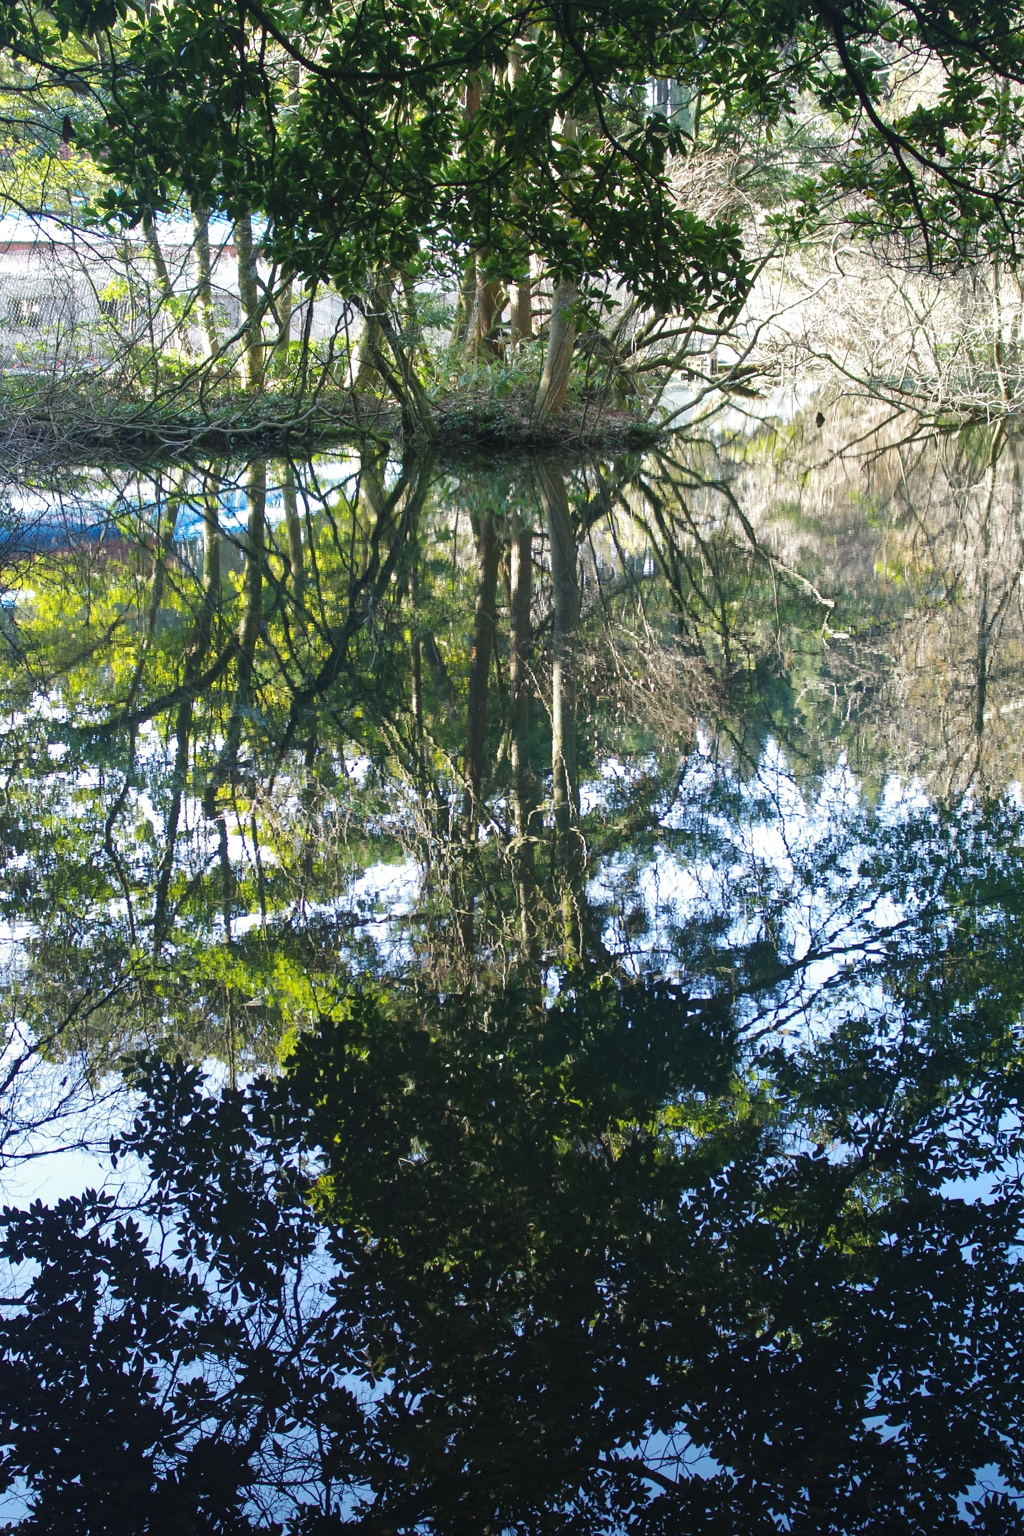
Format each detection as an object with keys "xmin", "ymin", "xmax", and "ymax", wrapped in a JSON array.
[
  {"xmin": 274, "ymin": 280, "xmax": 294, "ymax": 377},
  {"xmin": 354, "ymin": 272, "xmax": 438, "ymax": 438},
  {"xmin": 534, "ymin": 277, "xmax": 576, "ymax": 422},
  {"xmin": 296, "ymin": 726, "xmax": 320, "ymax": 911},
  {"xmin": 142, "ymin": 212, "xmax": 173, "ymax": 302},
  {"xmin": 271, "ymin": 61, "xmax": 301, "ymax": 380},
  {"xmin": 505, "ymin": 46, "xmax": 532, "ymax": 355},
  {"xmin": 449, "ymin": 252, "xmax": 476, "ymax": 353},
  {"xmin": 460, "ymin": 69, "xmax": 504, "ymax": 363},
  {"xmin": 191, "ymin": 203, "xmax": 219, "ymax": 357},
  {"xmin": 401, "ymin": 274, "xmax": 425, "ymax": 364},
  {"xmin": 236, "ymin": 460, "xmax": 267, "ymax": 683},
  {"xmin": 296, "ymin": 280, "xmax": 317, "ymax": 397},
  {"xmin": 235, "ymin": 213, "xmax": 264, "ymax": 390}
]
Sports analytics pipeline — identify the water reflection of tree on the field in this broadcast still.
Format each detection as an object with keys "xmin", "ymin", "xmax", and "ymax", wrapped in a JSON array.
[
  {"xmin": 2, "ymin": 433, "xmax": 1024, "ymax": 1529},
  {"xmin": 3, "ymin": 421, "xmax": 1024, "ymax": 1064},
  {"xmin": 2, "ymin": 799, "xmax": 1023, "ymax": 1530},
  {"xmin": 736, "ymin": 410, "xmax": 1024, "ymax": 796}
]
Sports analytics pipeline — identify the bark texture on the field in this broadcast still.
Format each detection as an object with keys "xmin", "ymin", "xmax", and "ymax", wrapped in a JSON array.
[{"xmin": 534, "ymin": 278, "xmax": 577, "ymax": 421}]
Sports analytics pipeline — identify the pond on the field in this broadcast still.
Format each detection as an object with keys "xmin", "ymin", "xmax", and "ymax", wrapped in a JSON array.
[{"xmin": 0, "ymin": 407, "xmax": 1022, "ymax": 1533}]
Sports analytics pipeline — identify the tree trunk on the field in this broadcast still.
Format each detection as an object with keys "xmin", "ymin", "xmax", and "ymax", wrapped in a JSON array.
[
  {"xmin": 374, "ymin": 304, "xmax": 438, "ymax": 443},
  {"xmin": 449, "ymin": 252, "xmax": 476, "ymax": 353},
  {"xmin": 234, "ymin": 213, "xmax": 264, "ymax": 390},
  {"xmin": 272, "ymin": 61, "xmax": 301, "ymax": 380},
  {"xmin": 142, "ymin": 212, "xmax": 173, "ymax": 302},
  {"xmin": 534, "ymin": 277, "xmax": 576, "ymax": 421},
  {"xmin": 353, "ymin": 270, "xmax": 396, "ymax": 390},
  {"xmin": 191, "ymin": 203, "xmax": 219, "ymax": 357},
  {"xmin": 470, "ymin": 258, "xmax": 504, "ymax": 359},
  {"xmin": 273, "ymin": 280, "xmax": 294, "ymax": 377},
  {"xmin": 296, "ymin": 279, "xmax": 318, "ymax": 397},
  {"xmin": 505, "ymin": 47, "xmax": 532, "ymax": 353},
  {"xmin": 509, "ymin": 279, "xmax": 533, "ymax": 346}
]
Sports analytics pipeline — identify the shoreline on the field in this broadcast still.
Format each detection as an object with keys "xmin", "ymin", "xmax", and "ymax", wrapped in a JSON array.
[{"xmin": 0, "ymin": 378, "xmax": 664, "ymax": 465}]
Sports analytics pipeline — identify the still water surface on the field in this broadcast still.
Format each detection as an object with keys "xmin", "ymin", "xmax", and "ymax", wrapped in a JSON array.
[{"xmin": 0, "ymin": 410, "xmax": 1022, "ymax": 1532}]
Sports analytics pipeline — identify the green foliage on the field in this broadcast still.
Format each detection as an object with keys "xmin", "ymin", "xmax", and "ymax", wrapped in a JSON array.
[{"xmin": 70, "ymin": 0, "xmax": 1024, "ymax": 300}]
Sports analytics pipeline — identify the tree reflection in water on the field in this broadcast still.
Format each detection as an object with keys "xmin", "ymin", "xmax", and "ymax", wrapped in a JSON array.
[{"xmin": 0, "ymin": 416, "xmax": 1022, "ymax": 1532}]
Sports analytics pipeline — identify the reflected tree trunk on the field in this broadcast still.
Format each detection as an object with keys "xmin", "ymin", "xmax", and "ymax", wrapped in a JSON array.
[
  {"xmin": 298, "ymin": 726, "xmax": 320, "ymax": 909},
  {"xmin": 421, "ymin": 633, "xmax": 456, "ymax": 721},
  {"xmin": 283, "ymin": 463, "xmax": 304, "ymax": 613},
  {"xmin": 965, "ymin": 423, "xmax": 1004, "ymax": 784},
  {"xmin": 103, "ymin": 476, "xmax": 182, "ymax": 928},
  {"xmin": 124, "ymin": 477, "xmax": 181, "ymax": 712},
  {"xmin": 464, "ymin": 513, "xmax": 500, "ymax": 825},
  {"xmin": 537, "ymin": 463, "xmax": 582, "ymax": 952},
  {"xmin": 410, "ymin": 566, "xmax": 424, "ymax": 778},
  {"xmin": 155, "ymin": 497, "xmax": 222, "ymax": 949},
  {"xmin": 538, "ymin": 466, "xmax": 579, "ymax": 832},
  {"xmin": 204, "ymin": 460, "xmax": 266, "ymax": 814},
  {"xmin": 273, "ymin": 454, "xmax": 434, "ymax": 766},
  {"xmin": 459, "ymin": 512, "xmax": 500, "ymax": 954},
  {"xmin": 509, "ymin": 520, "xmax": 537, "ymax": 950}
]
